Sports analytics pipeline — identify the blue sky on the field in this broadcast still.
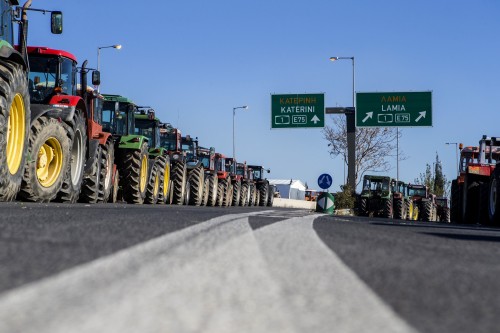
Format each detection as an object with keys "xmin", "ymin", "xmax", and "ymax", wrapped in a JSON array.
[{"xmin": 25, "ymin": 0, "xmax": 500, "ymax": 192}]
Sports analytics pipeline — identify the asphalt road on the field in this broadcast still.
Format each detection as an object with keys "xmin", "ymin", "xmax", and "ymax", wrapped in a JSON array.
[{"xmin": 0, "ymin": 203, "xmax": 499, "ymax": 333}]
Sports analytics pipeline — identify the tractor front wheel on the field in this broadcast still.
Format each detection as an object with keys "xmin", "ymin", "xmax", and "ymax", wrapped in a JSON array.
[
  {"xmin": 187, "ymin": 165, "xmax": 204, "ymax": 206},
  {"xmin": 18, "ymin": 117, "xmax": 70, "ymax": 202},
  {"xmin": 79, "ymin": 145, "xmax": 102, "ymax": 203}
]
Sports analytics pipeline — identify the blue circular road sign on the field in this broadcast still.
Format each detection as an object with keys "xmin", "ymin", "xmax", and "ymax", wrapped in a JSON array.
[{"xmin": 318, "ymin": 173, "xmax": 333, "ymax": 190}]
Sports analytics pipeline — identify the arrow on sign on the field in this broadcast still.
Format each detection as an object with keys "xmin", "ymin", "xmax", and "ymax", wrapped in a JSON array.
[
  {"xmin": 415, "ymin": 111, "xmax": 426, "ymax": 122},
  {"xmin": 318, "ymin": 196, "xmax": 334, "ymax": 210},
  {"xmin": 311, "ymin": 115, "xmax": 320, "ymax": 124},
  {"xmin": 362, "ymin": 112, "xmax": 373, "ymax": 123}
]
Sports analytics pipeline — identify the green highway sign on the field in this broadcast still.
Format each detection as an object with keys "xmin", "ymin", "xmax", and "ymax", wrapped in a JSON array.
[
  {"xmin": 271, "ymin": 93, "xmax": 324, "ymax": 129},
  {"xmin": 356, "ymin": 91, "xmax": 432, "ymax": 127}
]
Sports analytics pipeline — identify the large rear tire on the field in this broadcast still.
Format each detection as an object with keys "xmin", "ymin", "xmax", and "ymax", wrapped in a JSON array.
[
  {"xmin": 0, "ymin": 61, "xmax": 30, "ymax": 201},
  {"xmin": 100, "ymin": 139, "xmax": 115, "ymax": 203},
  {"xmin": 110, "ymin": 169, "xmax": 120, "ymax": 203},
  {"xmin": 267, "ymin": 185, "xmax": 275, "ymax": 207},
  {"xmin": 421, "ymin": 201, "xmax": 433, "ymax": 222},
  {"xmin": 55, "ymin": 110, "xmax": 87, "ymax": 203},
  {"xmin": 258, "ymin": 183, "xmax": 269, "ymax": 207},
  {"xmin": 145, "ymin": 157, "xmax": 162, "ymax": 204},
  {"xmin": 382, "ymin": 198, "xmax": 393, "ymax": 218},
  {"xmin": 451, "ymin": 179, "xmax": 461, "ymax": 223},
  {"xmin": 187, "ymin": 165, "xmax": 204, "ymax": 206},
  {"xmin": 232, "ymin": 180, "xmax": 241, "ymax": 206},
  {"xmin": 18, "ymin": 117, "xmax": 70, "ymax": 202},
  {"xmin": 171, "ymin": 160, "xmax": 187, "ymax": 205},
  {"xmin": 207, "ymin": 174, "xmax": 219, "ymax": 207},
  {"xmin": 157, "ymin": 155, "xmax": 170, "ymax": 204},
  {"xmin": 119, "ymin": 142, "xmax": 149, "ymax": 204},
  {"xmin": 240, "ymin": 182, "xmax": 249, "ymax": 206},
  {"xmin": 78, "ymin": 145, "xmax": 102, "ymax": 203},
  {"xmin": 488, "ymin": 169, "xmax": 500, "ymax": 225},
  {"xmin": 394, "ymin": 198, "xmax": 405, "ymax": 220}
]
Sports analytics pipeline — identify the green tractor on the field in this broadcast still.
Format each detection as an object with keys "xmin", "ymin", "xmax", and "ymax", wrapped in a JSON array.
[
  {"xmin": 359, "ymin": 175, "xmax": 393, "ymax": 218},
  {"xmin": 392, "ymin": 180, "xmax": 413, "ymax": 220},
  {"xmin": 0, "ymin": 1, "xmax": 61, "ymax": 201},
  {"xmin": 101, "ymin": 94, "xmax": 152, "ymax": 204},
  {"xmin": 133, "ymin": 107, "xmax": 171, "ymax": 204}
]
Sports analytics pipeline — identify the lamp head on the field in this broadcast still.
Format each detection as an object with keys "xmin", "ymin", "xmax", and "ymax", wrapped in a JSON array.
[
  {"xmin": 114, "ymin": 44, "xmax": 122, "ymax": 50},
  {"xmin": 329, "ymin": 57, "xmax": 339, "ymax": 61}
]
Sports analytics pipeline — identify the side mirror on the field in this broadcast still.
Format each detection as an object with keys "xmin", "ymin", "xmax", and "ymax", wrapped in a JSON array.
[
  {"xmin": 51, "ymin": 11, "xmax": 63, "ymax": 34},
  {"xmin": 92, "ymin": 71, "xmax": 100, "ymax": 86}
]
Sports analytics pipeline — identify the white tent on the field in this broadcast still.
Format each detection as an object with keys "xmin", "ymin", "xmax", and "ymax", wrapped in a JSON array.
[{"xmin": 269, "ymin": 179, "xmax": 307, "ymax": 200}]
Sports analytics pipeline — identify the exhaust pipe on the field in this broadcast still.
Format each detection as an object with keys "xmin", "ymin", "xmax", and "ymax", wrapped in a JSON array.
[{"xmin": 18, "ymin": 0, "xmax": 32, "ymax": 61}]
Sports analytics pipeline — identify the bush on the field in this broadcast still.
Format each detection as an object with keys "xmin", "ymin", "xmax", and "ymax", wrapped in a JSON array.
[{"xmin": 334, "ymin": 185, "xmax": 355, "ymax": 209}]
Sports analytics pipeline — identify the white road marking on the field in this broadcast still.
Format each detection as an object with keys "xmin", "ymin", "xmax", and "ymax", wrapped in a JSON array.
[{"xmin": 0, "ymin": 212, "xmax": 418, "ymax": 333}]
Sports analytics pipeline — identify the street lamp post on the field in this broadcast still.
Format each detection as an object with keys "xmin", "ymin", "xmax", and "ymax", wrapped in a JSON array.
[
  {"xmin": 329, "ymin": 56, "xmax": 356, "ymax": 190},
  {"xmin": 233, "ymin": 105, "xmax": 248, "ymax": 164},
  {"xmin": 97, "ymin": 44, "xmax": 122, "ymax": 91},
  {"xmin": 446, "ymin": 142, "xmax": 459, "ymax": 176}
]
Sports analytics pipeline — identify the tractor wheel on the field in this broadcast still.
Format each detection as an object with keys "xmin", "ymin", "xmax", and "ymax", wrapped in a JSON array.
[
  {"xmin": 207, "ymin": 174, "xmax": 219, "ymax": 207},
  {"xmin": 394, "ymin": 198, "xmax": 405, "ymax": 220},
  {"xmin": 157, "ymin": 155, "xmax": 170, "ymax": 204},
  {"xmin": 462, "ymin": 176, "xmax": 479, "ymax": 224},
  {"xmin": 201, "ymin": 176, "xmax": 210, "ymax": 206},
  {"xmin": 232, "ymin": 180, "xmax": 241, "ymax": 206},
  {"xmin": 405, "ymin": 199, "xmax": 413, "ymax": 220},
  {"xmin": 258, "ymin": 183, "xmax": 269, "ymax": 206},
  {"xmin": 267, "ymin": 185, "xmax": 275, "ymax": 207},
  {"xmin": 360, "ymin": 198, "xmax": 368, "ymax": 216},
  {"xmin": 184, "ymin": 179, "xmax": 191, "ymax": 205},
  {"xmin": 421, "ymin": 201, "xmax": 433, "ymax": 222},
  {"xmin": 478, "ymin": 181, "xmax": 489, "ymax": 225},
  {"xmin": 248, "ymin": 184, "xmax": 254, "ymax": 206},
  {"xmin": 55, "ymin": 110, "xmax": 87, "ymax": 203},
  {"xmin": 240, "ymin": 182, "xmax": 249, "ymax": 206},
  {"xmin": 171, "ymin": 160, "xmax": 187, "ymax": 205},
  {"xmin": 0, "ymin": 60, "xmax": 30, "ymax": 202},
  {"xmin": 382, "ymin": 198, "xmax": 393, "ymax": 218},
  {"xmin": 110, "ymin": 169, "xmax": 120, "ymax": 203},
  {"xmin": 18, "ymin": 117, "xmax": 70, "ymax": 202},
  {"xmin": 488, "ymin": 169, "xmax": 500, "ymax": 225},
  {"xmin": 443, "ymin": 207, "xmax": 451, "ymax": 223},
  {"xmin": 216, "ymin": 180, "xmax": 225, "ymax": 207},
  {"xmin": 78, "ymin": 145, "xmax": 103, "ymax": 204},
  {"xmin": 145, "ymin": 158, "xmax": 162, "ymax": 204},
  {"xmin": 187, "ymin": 165, "xmax": 204, "ymax": 206},
  {"xmin": 226, "ymin": 182, "xmax": 233, "ymax": 207},
  {"xmin": 451, "ymin": 179, "xmax": 461, "ymax": 223},
  {"xmin": 119, "ymin": 142, "xmax": 149, "ymax": 204},
  {"xmin": 99, "ymin": 139, "xmax": 115, "ymax": 203}
]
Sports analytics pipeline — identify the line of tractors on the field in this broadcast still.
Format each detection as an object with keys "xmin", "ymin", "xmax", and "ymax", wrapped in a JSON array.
[
  {"xmin": 0, "ymin": 1, "xmax": 274, "ymax": 207},
  {"xmin": 358, "ymin": 175, "xmax": 450, "ymax": 223},
  {"xmin": 359, "ymin": 134, "xmax": 500, "ymax": 226}
]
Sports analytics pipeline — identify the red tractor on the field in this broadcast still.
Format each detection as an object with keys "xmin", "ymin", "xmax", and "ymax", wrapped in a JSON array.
[
  {"xmin": 23, "ymin": 47, "xmax": 115, "ymax": 203},
  {"xmin": 18, "ymin": 47, "xmax": 85, "ymax": 202},
  {"xmin": 453, "ymin": 136, "xmax": 500, "ymax": 225},
  {"xmin": 215, "ymin": 152, "xmax": 233, "ymax": 206}
]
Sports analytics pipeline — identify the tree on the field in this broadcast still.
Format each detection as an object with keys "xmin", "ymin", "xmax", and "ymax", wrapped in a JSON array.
[
  {"xmin": 414, "ymin": 153, "xmax": 449, "ymax": 197},
  {"xmin": 323, "ymin": 115, "xmax": 402, "ymax": 187}
]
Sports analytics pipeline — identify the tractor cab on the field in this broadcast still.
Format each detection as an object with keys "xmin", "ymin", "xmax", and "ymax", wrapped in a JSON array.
[
  {"xmin": 247, "ymin": 165, "xmax": 270, "ymax": 182},
  {"xmin": 159, "ymin": 123, "xmax": 181, "ymax": 152},
  {"xmin": 214, "ymin": 153, "xmax": 228, "ymax": 179},
  {"xmin": 134, "ymin": 107, "xmax": 160, "ymax": 148},
  {"xmin": 198, "ymin": 146, "xmax": 215, "ymax": 172},
  {"xmin": 181, "ymin": 135, "xmax": 199, "ymax": 166},
  {"xmin": 27, "ymin": 46, "xmax": 77, "ymax": 104},
  {"xmin": 102, "ymin": 94, "xmax": 136, "ymax": 137},
  {"xmin": 408, "ymin": 184, "xmax": 428, "ymax": 200},
  {"xmin": 361, "ymin": 175, "xmax": 391, "ymax": 198}
]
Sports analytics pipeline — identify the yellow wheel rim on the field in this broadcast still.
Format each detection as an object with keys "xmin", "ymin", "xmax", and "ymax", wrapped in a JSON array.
[
  {"xmin": 163, "ymin": 163, "xmax": 170, "ymax": 198},
  {"xmin": 408, "ymin": 202, "xmax": 413, "ymax": 220},
  {"xmin": 36, "ymin": 137, "xmax": 63, "ymax": 187},
  {"xmin": 153, "ymin": 173, "xmax": 159, "ymax": 197},
  {"xmin": 6, "ymin": 93, "xmax": 26, "ymax": 175},
  {"xmin": 140, "ymin": 155, "xmax": 148, "ymax": 192}
]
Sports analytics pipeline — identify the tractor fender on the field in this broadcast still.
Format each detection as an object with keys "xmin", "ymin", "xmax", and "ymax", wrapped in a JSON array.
[
  {"xmin": 0, "ymin": 44, "xmax": 27, "ymax": 69},
  {"xmin": 118, "ymin": 134, "xmax": 148, "ymax": 150},
  {"xmin": 83, "ymin": 139, "xmax": 100, "ymax": 176},
  {"xmin": 30, "ymin": 104, "xmax": 76, "ymax": 124},
  {"xmin": 186, "ymin": 160, "xmax": 202, "ymax": 170},
  {"xmin": 48, "ymin": 96, "xmax": 87, "ymax": 123},
  {"xmin": 98, "ymin": 132, "xmax": 113, "ymax": 146}
]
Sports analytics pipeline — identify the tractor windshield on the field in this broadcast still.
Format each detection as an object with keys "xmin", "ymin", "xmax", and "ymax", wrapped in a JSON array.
[
  {"xmin": 253, "ymin": 168, "xmax": 262, "ymax": 180},
  {"xmin": 28, "ymin": 55, "xmax": 76, "ymax": 104},
  {"xmin": 160, "ymin": 132, "xmax": 177, "ymax": 151},
  {"xmin": 135, "ymin": 119, "xmax": 159, "ymax": 148},
  {"xmin": 182, "ymin": 140, "xmax": 196, "ymax": 160},
  {"xmin": 408, "ymin": 187, "xmax": 426, "ymax": 197},
  {"xmin": 102, "ymin": 101, "xmax": 135, "ymax": 136},
  {"xmin": 200, "ymin": 155, "xmax": 210, "ymax": 169},
  {"xmin": 363, "ymin": 178, "xmax": 390, "ymax": 192}
]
